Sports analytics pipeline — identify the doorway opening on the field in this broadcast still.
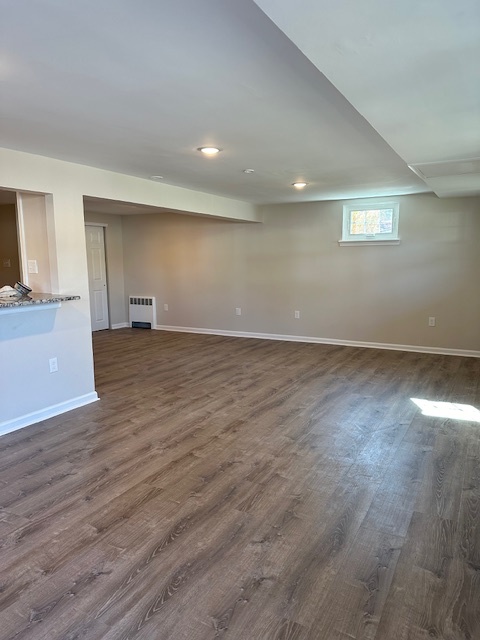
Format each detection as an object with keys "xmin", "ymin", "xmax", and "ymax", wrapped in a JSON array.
[{"xmin": 0, "ymin": 190, "xmax": 21, "ymax": 287}]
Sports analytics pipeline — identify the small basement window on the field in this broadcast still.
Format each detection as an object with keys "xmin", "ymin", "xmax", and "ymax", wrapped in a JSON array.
[{"xmin": 339, "ymin": 201, "xmax": 400, "ymax": 245}]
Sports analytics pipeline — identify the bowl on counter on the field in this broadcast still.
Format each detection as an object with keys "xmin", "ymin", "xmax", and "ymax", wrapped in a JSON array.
[{"xmin": 14, "ymin": 281, "xmax": 32, "ymax": 296}]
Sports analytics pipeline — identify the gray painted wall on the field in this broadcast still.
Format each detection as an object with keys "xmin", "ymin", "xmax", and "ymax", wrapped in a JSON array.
[{"xmin": 115, "ymin": 193, "xmax": 480, "ymax": 352}]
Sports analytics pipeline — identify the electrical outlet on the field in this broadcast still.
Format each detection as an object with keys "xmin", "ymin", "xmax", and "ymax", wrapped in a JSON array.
[
  {"xmin": 428, "ymin": 316, "xmax": 436, "ymax": 327},
  {"xmin": 163, "ymin": 303, "xmax": 169, "ymax": 311},
  {"xmin": 49, "ymin": 357, "xmax": 58, "ymax": 373},
  {"xmin": 294, "ymin": 310, "xmax": 300, "ymax": 319},
  {"xmin": 235, "ymin": 307, "xmax": 242, "ymax": 316}
]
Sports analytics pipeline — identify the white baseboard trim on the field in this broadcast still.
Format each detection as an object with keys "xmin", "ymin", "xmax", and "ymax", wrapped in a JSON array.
[
  {"xmin": 0, "ymin": 392, "xmax": 99, "ymax": 437},
  {"xmin": 111, "ymin": 322, "xmax": 129, "ymax": 329},
  {"xmin": 155, "ymin": 324, "xmax": 480, "ymax": 358}
]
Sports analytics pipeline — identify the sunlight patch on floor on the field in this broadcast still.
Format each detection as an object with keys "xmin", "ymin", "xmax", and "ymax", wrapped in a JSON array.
[{"xmin": 411, "ymin": 398, "xmax": 480, "ymax": 423}]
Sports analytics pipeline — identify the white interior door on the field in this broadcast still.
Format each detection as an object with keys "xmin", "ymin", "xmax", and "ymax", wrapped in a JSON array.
[{"xmin": 85, "ymin": 225, "xmax": 109, "ymax": 331}]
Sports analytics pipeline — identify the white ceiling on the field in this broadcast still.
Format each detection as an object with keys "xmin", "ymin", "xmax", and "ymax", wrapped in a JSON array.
[
  {"xmin": 255, "ymin": 0, "xmax": 480, "ymax": 199},
  {"xmin": 0, "ymin": 0, "xmax": 478, "ymax": 205}
]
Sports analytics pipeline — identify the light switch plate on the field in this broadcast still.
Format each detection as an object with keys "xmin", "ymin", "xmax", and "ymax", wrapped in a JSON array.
[{"xmin": 28, "ymin": 259, "xmax": 38, "ymax": 274}]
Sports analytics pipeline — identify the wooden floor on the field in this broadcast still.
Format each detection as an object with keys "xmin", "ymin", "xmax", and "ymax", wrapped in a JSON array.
[{"xmin": 1, "ymin": 329, "xmax": 480, "ymax": 640}]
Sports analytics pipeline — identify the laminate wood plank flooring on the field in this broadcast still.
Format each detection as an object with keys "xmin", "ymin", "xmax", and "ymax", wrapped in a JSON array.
[{"xmin": 1, "ymin": 329, "xmax": 479, "ymax": 640}]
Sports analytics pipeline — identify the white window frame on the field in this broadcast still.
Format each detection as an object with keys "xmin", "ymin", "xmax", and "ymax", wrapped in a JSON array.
[{"xmin": 339, "ymin": 201, "xmax": 400, "ymax": 246}]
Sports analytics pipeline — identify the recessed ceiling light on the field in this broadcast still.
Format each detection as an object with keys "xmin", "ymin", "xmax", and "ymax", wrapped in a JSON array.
[
  {"xmin": 243, "ymin": 169, "xmax": 255, "ymax": 174},
  {"xmin": 149, "ymin": 175, "xmax": 164, "ymax": 181},
  {"xmin": 198, "ymin": 147, "xmax": 221, "ymax": 156},
  {"xmin": 292, "ymin": 182, "xmax": 308, "ymax": 189}
]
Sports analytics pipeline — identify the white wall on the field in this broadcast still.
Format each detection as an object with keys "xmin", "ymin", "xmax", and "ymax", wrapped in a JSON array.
[
  {"xmin": 0, "ymin": 185, "xmax": 96, "ymax": 434},
  {"xmin": 0, "ymin": 304, "xmax": 96, "ymax": 432}
]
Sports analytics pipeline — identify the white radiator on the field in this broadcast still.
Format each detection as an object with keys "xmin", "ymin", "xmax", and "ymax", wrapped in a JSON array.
[{"xmin": 129, "ymin": 296, "xmax": 156, "ymax": 329}]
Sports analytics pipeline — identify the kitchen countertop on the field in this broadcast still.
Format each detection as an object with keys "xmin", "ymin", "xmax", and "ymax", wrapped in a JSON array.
[{"xmin": 0, "ymin": 293, "xmax": 80, "ymax": 310}]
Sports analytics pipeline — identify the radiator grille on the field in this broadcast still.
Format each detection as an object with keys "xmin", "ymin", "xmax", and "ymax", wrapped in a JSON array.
[{"xmin": 129, "ymin": 296, "xmax": 154, "ymax": 306}]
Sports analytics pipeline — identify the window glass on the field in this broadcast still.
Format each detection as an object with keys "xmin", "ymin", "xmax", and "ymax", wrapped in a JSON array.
[{"xmin": 349, "ymin": 208, "xmax": 394, "ymax": 235}]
